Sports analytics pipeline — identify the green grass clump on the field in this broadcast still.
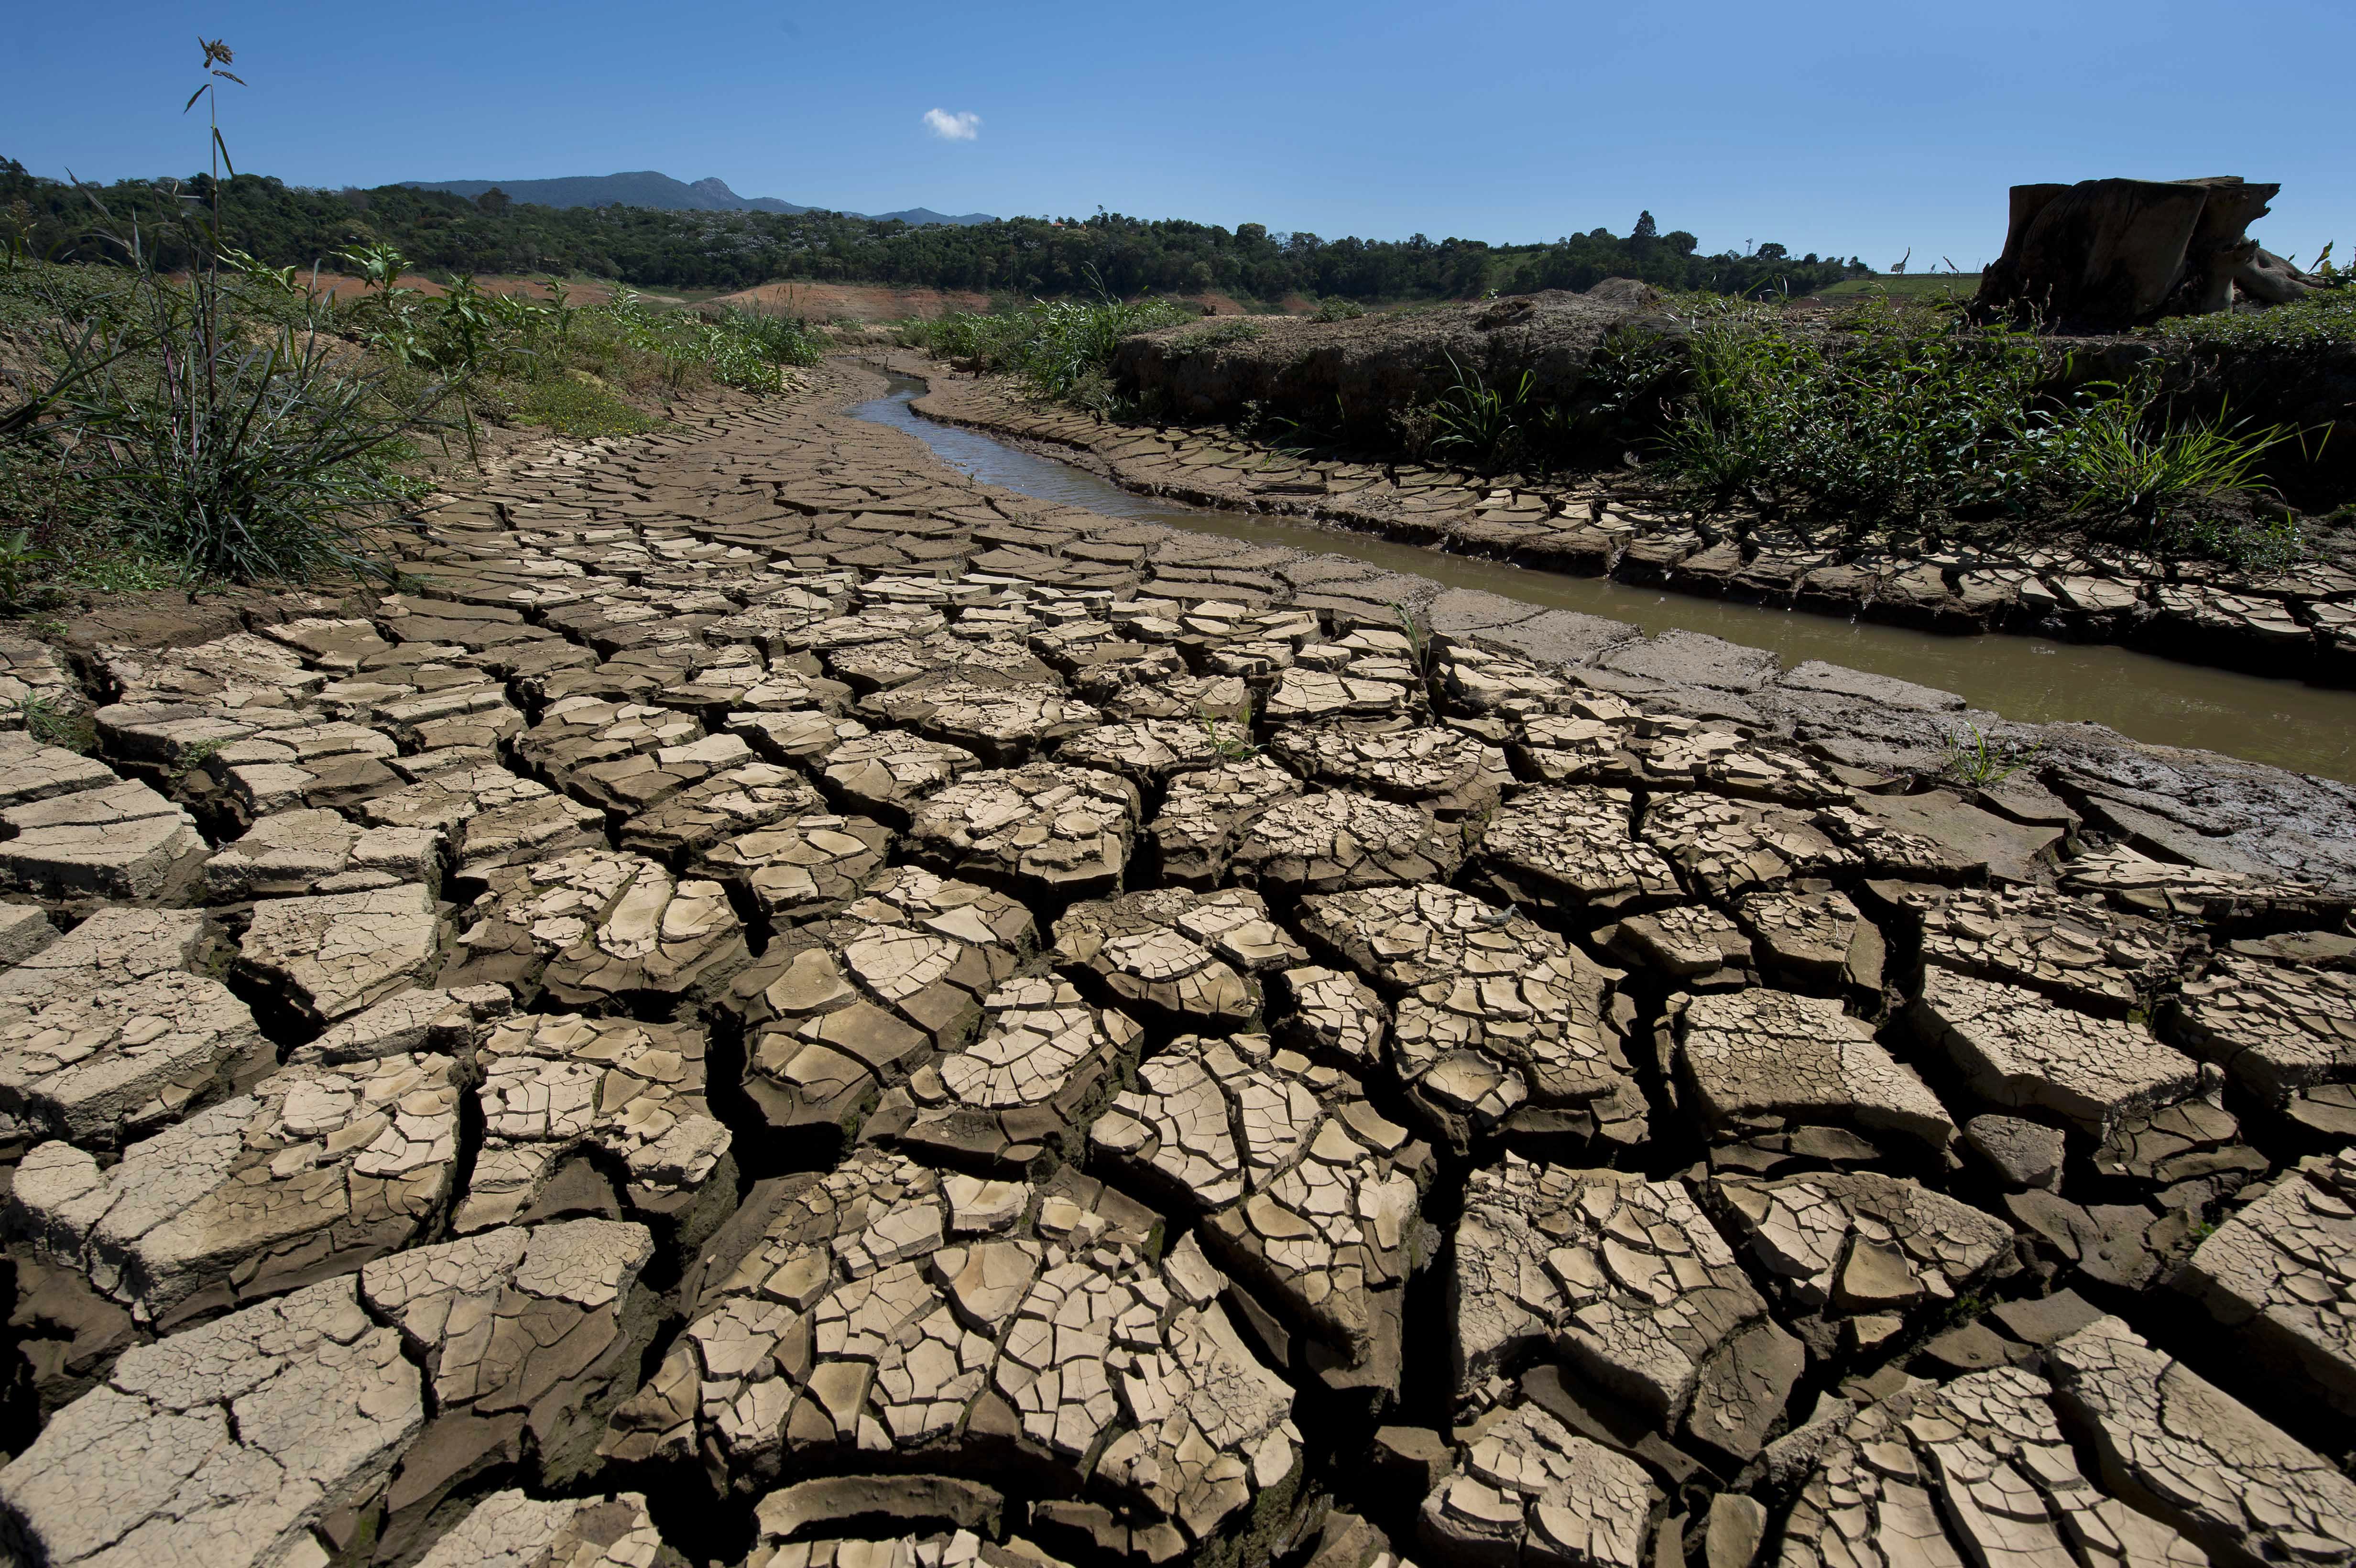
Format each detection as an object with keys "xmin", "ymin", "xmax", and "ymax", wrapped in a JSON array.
[
  {"xmin": 1410, "ymin": 354, "xmax": 1542, "ymax": 470},
  {"xmin": 18, "ymin": 694, "xmax": 93, "ymax": 753},
  {"xmin": 502, "ymin": 373, "xmax": 660, "ymax": 438},
  {"xmin": 897, "ymin": 281, "xmax": 1194, "ymax": 412},
  {"xmin": 1167, "ymin": 318, "xmax": 1265, "ymax": 357}
]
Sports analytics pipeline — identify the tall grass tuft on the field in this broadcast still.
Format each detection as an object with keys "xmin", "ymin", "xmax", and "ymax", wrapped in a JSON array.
[
  {"xmin": 1423, "ymin": 353, "xmax": 1536, "ymax": 469},
  {"xmin": 2025, "ymin": 372, "xmax": 2297, "ymax": 524},
  {"xmin": 74, "ymin": 217, "xmax": 456, "ymax": 582}
]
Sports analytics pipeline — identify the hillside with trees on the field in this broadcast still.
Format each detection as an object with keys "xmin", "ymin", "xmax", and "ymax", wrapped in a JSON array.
[{"xmin": 0, "ymin": 159, "xmax": 1865, "ymax": 303}]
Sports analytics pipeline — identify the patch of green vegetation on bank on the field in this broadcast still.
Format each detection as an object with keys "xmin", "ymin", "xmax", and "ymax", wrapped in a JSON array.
[
  {"xmin": 2, "ymin": 130, "xmax": 822, "ymax": 604},
  {"xmin": 1, "ymin": 245, "xmax": 818, "ymax": 596},
  {"xmin": 1617, "ymin": 297, "xmax": 2324, "ymax": 567},
  {"xmin": 894, "ymin": 291, "xmax": 1196, "ymax": 413},
  {"xmin": 2144, "ymin": 283, "xmax": 2356, "ymax": 351}
]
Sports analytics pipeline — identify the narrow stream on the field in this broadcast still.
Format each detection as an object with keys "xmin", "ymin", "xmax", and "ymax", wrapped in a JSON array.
[{"xmin": 851, "ymin": 378, "xmax": 2356, "ymax": 784}]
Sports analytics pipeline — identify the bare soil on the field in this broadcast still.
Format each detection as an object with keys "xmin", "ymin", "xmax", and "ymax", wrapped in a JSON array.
[{"xmin": 706, "ymin": 280, "xmax": 992, "ymax": 320}]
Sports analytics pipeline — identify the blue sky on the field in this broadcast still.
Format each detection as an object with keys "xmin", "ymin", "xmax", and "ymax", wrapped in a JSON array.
[{"xmin": 7, "ymin": 0, "xmax": 2351, "ymax": 271}]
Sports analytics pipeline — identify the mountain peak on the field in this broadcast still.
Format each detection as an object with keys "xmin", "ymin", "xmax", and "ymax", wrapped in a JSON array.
[{"xmin": 399, "ymin": 170, "xmax": 993, "ymax": 226}]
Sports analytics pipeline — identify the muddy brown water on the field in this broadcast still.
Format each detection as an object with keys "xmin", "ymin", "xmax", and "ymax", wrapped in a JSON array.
[{"xmin": 851, "ymin": 379, "xmax": 2356, "ymax": 785}]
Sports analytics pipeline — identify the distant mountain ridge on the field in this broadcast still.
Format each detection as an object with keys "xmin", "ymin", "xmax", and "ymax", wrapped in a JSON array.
[{"xmin": 400, "ymin": 171, "xmax": 993, "ymax": 227}]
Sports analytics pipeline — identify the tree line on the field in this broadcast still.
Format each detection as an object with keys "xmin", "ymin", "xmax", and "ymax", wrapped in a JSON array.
[{"xmin": 0, "ymin": 160, "xmax": 1867, "ymax": 303}]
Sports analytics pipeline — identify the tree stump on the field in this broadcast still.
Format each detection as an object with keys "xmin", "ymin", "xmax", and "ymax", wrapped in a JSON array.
[{"xmin": 1976, "ymin": 176, "xmax": 2332, "ymax": 328}]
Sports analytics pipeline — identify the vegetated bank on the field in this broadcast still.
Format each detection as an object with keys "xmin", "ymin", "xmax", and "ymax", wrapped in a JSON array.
[
  {"xmin": 0, "ymin": 229, "xmax": 826, "ymax": 604},
  {"xmin": 892, "ymin": 278, "xmax": 2356, "ymax": 684}
]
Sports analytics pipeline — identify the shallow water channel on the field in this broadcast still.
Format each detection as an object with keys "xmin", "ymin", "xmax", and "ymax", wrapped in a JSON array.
[{"xmin": 851, "ymin": 377, "xmax": 2356, "ymax": 785}]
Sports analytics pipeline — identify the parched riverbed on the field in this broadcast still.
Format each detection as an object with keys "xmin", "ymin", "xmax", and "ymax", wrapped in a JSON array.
[
  {"xmin": 863, "ymin": 371, "xmax": 2356, "ymax": 785},
  {"xmin": 0, "ymin": 359, "xmax": 2350, "ymax": 1568}
]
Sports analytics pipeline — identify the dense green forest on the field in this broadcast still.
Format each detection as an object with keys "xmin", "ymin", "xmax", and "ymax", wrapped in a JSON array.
[{"xmin": 0, "ymin": 158, "xmax": 1866, "ymax": 303}]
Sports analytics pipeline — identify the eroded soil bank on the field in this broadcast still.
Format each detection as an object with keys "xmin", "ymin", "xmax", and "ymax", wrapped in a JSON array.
[{"xmin": 0, "ymin": 358, "xmax": 2351, "ymax": 1568}]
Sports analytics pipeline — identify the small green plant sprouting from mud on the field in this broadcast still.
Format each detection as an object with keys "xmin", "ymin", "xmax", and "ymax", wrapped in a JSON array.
[
  {"xmin": 17, "ymin": 695, "xmax": 92, "ymax": 754},
  {"xmin": 0, "ymin": 528, "xmax": 58, "ymax": 610},
  {"xmin": 164, "ymin": 735, "xmax": 229, "ymax": 787},
  {"xmin": 1197, "ymin": 704, "xmax": 1259, "ymax": 762},
  {"xmin": 1389, "ymin": 600, "xmax": 1434, "ymax": 675},
  {"xmin": 1942, "ymin": 723, "xmax": 2040, "ymax": 788},
  {"xmin": 1422, "ymin": 352, "xmax": 1535, "ymax": 469}
]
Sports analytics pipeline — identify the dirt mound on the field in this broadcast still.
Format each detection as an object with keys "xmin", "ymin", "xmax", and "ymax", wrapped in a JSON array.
[{"xmin": 1110, "ymin": 288, "xmax": 1667, "ymax": 434}]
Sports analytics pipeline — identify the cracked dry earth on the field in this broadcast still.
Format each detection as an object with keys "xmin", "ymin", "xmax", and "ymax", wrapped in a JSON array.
[{"xmin": 0, "ymin": 362, "xmax": 2354, "ymax": 1568}]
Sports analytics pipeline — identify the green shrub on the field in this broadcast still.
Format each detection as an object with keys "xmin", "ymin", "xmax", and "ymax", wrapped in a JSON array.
[
  {"xmin": 1313, "ymin": 297, "xmax": 1365, "ymax": 322},
  {"xmin": 595, "ymin": 290, "xmax": 820, "ymax": 392},
  {"xmin": 46, "ymin": 218, "xmax": 458, "ymax": 583}
]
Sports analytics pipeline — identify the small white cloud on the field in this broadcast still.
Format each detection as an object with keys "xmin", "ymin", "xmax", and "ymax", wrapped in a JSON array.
[{"xmin": 922, "ymin": 108, "xmax": 982, "ymax": 142}]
